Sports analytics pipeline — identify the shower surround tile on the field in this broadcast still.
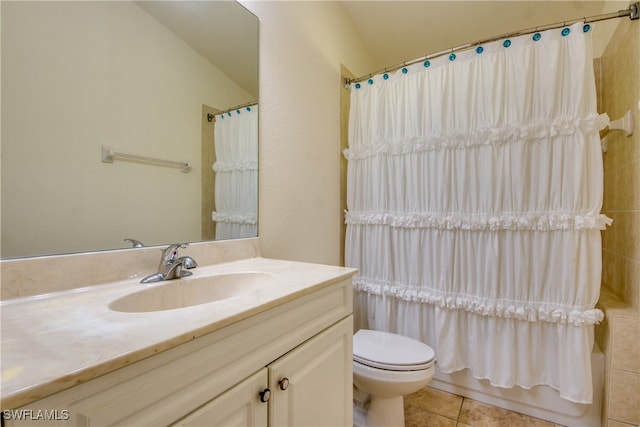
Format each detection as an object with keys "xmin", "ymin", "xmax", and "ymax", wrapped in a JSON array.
[
  {"xmin": 609, "ymin": 369, "xmax": 640, "ymax": 425},
  {"xmin": 600, "ymin": 5, "xmax": 640, "ymax": 309},
  {"xmin": 611, "ymin": 316, "xmax": 640, "ymax": 372},
  {"xmin": 607, "ymin": 420, "xmax": 640, "ymax": 427},
  {"xmin": 598, "ymin": 18, "xmax": 640, "ymax": 427}
]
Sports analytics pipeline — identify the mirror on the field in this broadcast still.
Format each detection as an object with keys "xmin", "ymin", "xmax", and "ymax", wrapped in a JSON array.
[{"xmin": 1, "ymin": 1, "xmax": 259, "ymax": 259}]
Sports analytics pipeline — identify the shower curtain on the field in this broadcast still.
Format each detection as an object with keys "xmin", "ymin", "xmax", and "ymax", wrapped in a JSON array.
[
  {"xmin": 212, "ymin": 105, "xmax": 258, "ymax": 240},
  {"xmin": 345, "ymin": 22, "xmax": 611, "ymax": 404}
]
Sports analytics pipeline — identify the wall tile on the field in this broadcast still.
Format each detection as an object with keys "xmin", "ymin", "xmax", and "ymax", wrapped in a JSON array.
[
  {"xmin": 608, "ymin": 419, "xmax": 639, "ymax": 427},
  {"xmin": 625, "ymin": 259, "xmax": 640, "ymax": 312},
  {"xmin": 609, "ymin": 369, "xmax": 640, "ymax": 425},
  {"xmin": 602, "ymin": 250, "xmax": 627, "ymax": 298},
  {"xmin": 611, "ymin": 316, "xmax": 640, "ymax": 372},
  {"xmin": 602, "ymin": 352, "xmax": 611, "ymax": 425},
  {"xmin": 629, "ymin": 160, "xmax": 640, "ymax": 211},
  {"xmin": 626, "ymin": 212, "xmax": 640, "ymax": 262}
]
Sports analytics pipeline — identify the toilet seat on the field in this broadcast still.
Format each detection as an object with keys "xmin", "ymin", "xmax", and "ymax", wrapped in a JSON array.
[{"xmin": 353, "ymin": 330, "xmax": 435, "ymax": 371}]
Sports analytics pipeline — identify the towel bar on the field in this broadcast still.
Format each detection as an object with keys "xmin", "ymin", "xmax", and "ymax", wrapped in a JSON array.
[{"xmin": 101, "ymin": 145, "xmax": 191, "ymax": 173}]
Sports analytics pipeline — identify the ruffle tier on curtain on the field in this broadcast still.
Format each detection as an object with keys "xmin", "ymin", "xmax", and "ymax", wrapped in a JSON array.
[
  {"xmin": 345, "ymin": 22, "xmax": 610, "ymax": 404},
  {"xmin": 212, "ymin": 105, "xmax": 258, "ymax": 240}
]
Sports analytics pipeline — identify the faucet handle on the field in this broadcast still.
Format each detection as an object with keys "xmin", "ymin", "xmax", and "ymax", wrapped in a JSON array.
[
  {"xmin": 178, "ymin": 256, "xmax": 198, "ymax": 270},
  {"xmin": 124, "ymin": 238, "xmax": 144, "ymax": 248},
  {"xmin": 161, "ymin": 243, "xmax": 189, "ymax": 264}
]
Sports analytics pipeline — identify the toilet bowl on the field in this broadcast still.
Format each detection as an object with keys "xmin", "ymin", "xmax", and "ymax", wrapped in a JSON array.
[{"xmin": 353, "ymin": 329, "xmax": 435, "ymax": 427}]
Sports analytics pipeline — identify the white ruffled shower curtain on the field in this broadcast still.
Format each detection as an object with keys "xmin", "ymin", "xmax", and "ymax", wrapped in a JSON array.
[
  {"xmin": 345, "ymin": 22, "xmax": 611, "ymax": 404},
  {"xmin": 212, "ymin": 105, "xmax": 258, "ymax": 240}
]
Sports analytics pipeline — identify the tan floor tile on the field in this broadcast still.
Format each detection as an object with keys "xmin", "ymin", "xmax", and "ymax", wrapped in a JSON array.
[
  {"xmin": 404, "ymin": 386, "xmax": 463, "ymax": 419},
  {"xmin": 458, "ymin": 399, "xmax": 555, "ymax": 427},
  {"xmin": 403, "ymin": 403, "xmax": 456, "ymax": 427}
]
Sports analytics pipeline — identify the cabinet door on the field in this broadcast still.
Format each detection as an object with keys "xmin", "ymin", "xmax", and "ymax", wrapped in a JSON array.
[
  {"xmin": 269, "ymin": 316, "xmax": 353, "ymax": 427},
  {"xmin": 170, "ymin": 369, "xmax": 268, "ymax": 427}
]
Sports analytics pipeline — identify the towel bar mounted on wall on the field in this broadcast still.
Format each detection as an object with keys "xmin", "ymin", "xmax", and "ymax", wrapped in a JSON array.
[
  {"xmin": 101, "ymin": 145, "xmax": 191, "ymax": 173},
  {"xmin": 607, "ymin": 110, "xmax": 634, "ymax": 137},
  {"xmin": 601, "ymin": 110, "xmax": 635, "ymax": 153}
]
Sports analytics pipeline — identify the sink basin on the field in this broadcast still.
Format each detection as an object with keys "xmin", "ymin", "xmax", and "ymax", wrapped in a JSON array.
[{"xmin": 109, "ymin": 272, "xmax": 278, "ymax": 312}]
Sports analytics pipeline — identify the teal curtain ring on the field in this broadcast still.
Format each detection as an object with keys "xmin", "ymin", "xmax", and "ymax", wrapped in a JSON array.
[
  {"xmin": 383, "ymin": 73, "xmax": 389, "ymax": 80},
  {"xmin": 401, "ymin": 67, "xmax": 408, "ymax": 74},
  {"xmin": 368, "ymin": 78, "xmax": 374, "ymax": 85},
  {"xmin": 449, "ymin": 53, "xmax": 456, "ymax": 61},
  {"xmin": 562, "ymin": 27, "xmax": 570, "ymax": 36},
  {"xmin": 355, "ymin": 83, "xmax": 361, "ymax": 89},
  {"xmin": 236, "ymin": 110, "xmax": 241, "ymax": 114},
  {"xmin": 503, "ymin": 39, "xmax": 511, "ymax": 47},
  {"xmin": 533, "ymin": 33, "xmax": 541, "ymax": 41},
  {"xmin": 246, "ymin": 107, "xmax": 251, "ymax": 112},
  {"xmin": 583, "ymin": 24, "xmax": 591, "ymax": 32},
  {"xmin": 423, "ymin": 60, "xmax": 430, "ymax": 68},
  {"xmin": 476, "ymin": 46, "xmax": 484, "ymax": 54},
  {"xmin": 227, "ymin": 112, "xmax": 232, "ymax": 117}
]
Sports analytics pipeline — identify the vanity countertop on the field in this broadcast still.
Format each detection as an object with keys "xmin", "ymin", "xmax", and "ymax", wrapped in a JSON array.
[{"xmin": 0, "ymin": 257, "xmax": 356, "ymax": 409}]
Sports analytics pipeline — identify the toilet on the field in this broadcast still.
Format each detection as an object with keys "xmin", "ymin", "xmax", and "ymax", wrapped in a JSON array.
[{"xmin": 353, "ymin": 329, "xmax": 435, "ymax": 427}]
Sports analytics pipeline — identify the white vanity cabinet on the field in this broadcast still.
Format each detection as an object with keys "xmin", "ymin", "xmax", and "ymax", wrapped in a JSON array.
[
  {"xmin": 5, "ymin": 278, "xmax": 353, "ymax": 427},
  {"xmin": 268, "ymin": 316, "xmax": 352, "ymax": 426},
  {"xmin": 172, "ymin": 316, "xmax": 352, "ymax": 427},
  {"xmin": 170, "ymin": 369, "xmax": 269, "ymax": 427}
]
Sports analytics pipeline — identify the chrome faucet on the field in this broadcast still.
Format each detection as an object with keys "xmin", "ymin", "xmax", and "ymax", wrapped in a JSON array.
[
  {"xmin": 124, "ymin": 238, "xmax": 144, "ymax": 248},
  {"xmin": 141, "ymin": 243, "xmax": 198, "ymax": 284}
]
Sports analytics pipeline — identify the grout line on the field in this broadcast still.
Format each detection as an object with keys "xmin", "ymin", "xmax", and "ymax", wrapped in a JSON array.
[
  {"xmin": 602, "ymin": 248, "xmax": 640, "ymax": 264},
  {"xmin": 457, "ymin": 396, "xmax": 465, "ymax": 422}
]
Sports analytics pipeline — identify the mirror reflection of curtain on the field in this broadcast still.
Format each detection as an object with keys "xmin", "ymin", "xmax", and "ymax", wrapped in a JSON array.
[{"xmin": 212, "ymin": 105, "xmax": 258, "ymax": 240}]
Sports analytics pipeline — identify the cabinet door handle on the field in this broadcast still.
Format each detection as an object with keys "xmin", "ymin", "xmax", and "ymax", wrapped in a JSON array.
[
  {"xmin": 259, "ymin": 388, "xmax": 271, "ymax": 403},
  {"xmin": 279, "ymin": 377, "xmax": 290, "ymax": 391}
]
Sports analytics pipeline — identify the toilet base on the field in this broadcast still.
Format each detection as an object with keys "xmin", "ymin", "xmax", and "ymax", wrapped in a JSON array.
[
  {"xmin": 353, "ymin": 404, "xmax": 366, "ymax": 427},
  {"xmin": 354, "ymin": 395, "xmax": 405, "ymax": 427}
]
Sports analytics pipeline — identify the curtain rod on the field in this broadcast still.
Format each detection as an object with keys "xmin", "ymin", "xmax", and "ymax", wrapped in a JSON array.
[
  {"xmin": 346, "ymin": 2, "xmax": 639, "ymax": 86},
  {"xmin": 207, "ymin": 101, "xmax": 258, "ymax": 122}
]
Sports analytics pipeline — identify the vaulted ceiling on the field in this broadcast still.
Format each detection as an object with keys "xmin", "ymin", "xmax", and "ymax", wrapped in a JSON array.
[
  {"xmin": 136, "ymin": 1, "xmax": 631, "ymax": 94},
  {"xmin": 341, "ymin": 0, "xmax": 629, "ymax": 75}
]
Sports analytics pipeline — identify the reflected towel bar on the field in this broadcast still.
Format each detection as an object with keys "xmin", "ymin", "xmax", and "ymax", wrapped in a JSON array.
[{"xmin": 101, "ymin": 145, "xmax": 191, "ymax": 173}]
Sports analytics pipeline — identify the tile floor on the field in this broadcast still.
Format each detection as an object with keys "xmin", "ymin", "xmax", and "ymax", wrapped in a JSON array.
[{"xmin": 404, "ymin": 386, "xmax": 567, "ymax": 427}]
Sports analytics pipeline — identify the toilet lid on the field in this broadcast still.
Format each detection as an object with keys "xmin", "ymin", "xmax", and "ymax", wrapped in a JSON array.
[{"xmin": 353, "ymin": 330, "xmax": 435, "ymax": 371}]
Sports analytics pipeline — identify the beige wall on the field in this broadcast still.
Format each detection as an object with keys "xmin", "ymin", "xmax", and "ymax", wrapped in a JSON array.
[
  {"xmin": 0, "ymin": 4, "xmax": 637, "ymax": 420},
  {"xmin": 1, "ymin": 1, "xmax": 252, "ymax": 258},
  {"xmin": 595, "ymin": 15, "xmax": 640, "ymax": 427},
  {"xmin": 241, "ymin": 1, "xmax": 375, "ymax": 266}
]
